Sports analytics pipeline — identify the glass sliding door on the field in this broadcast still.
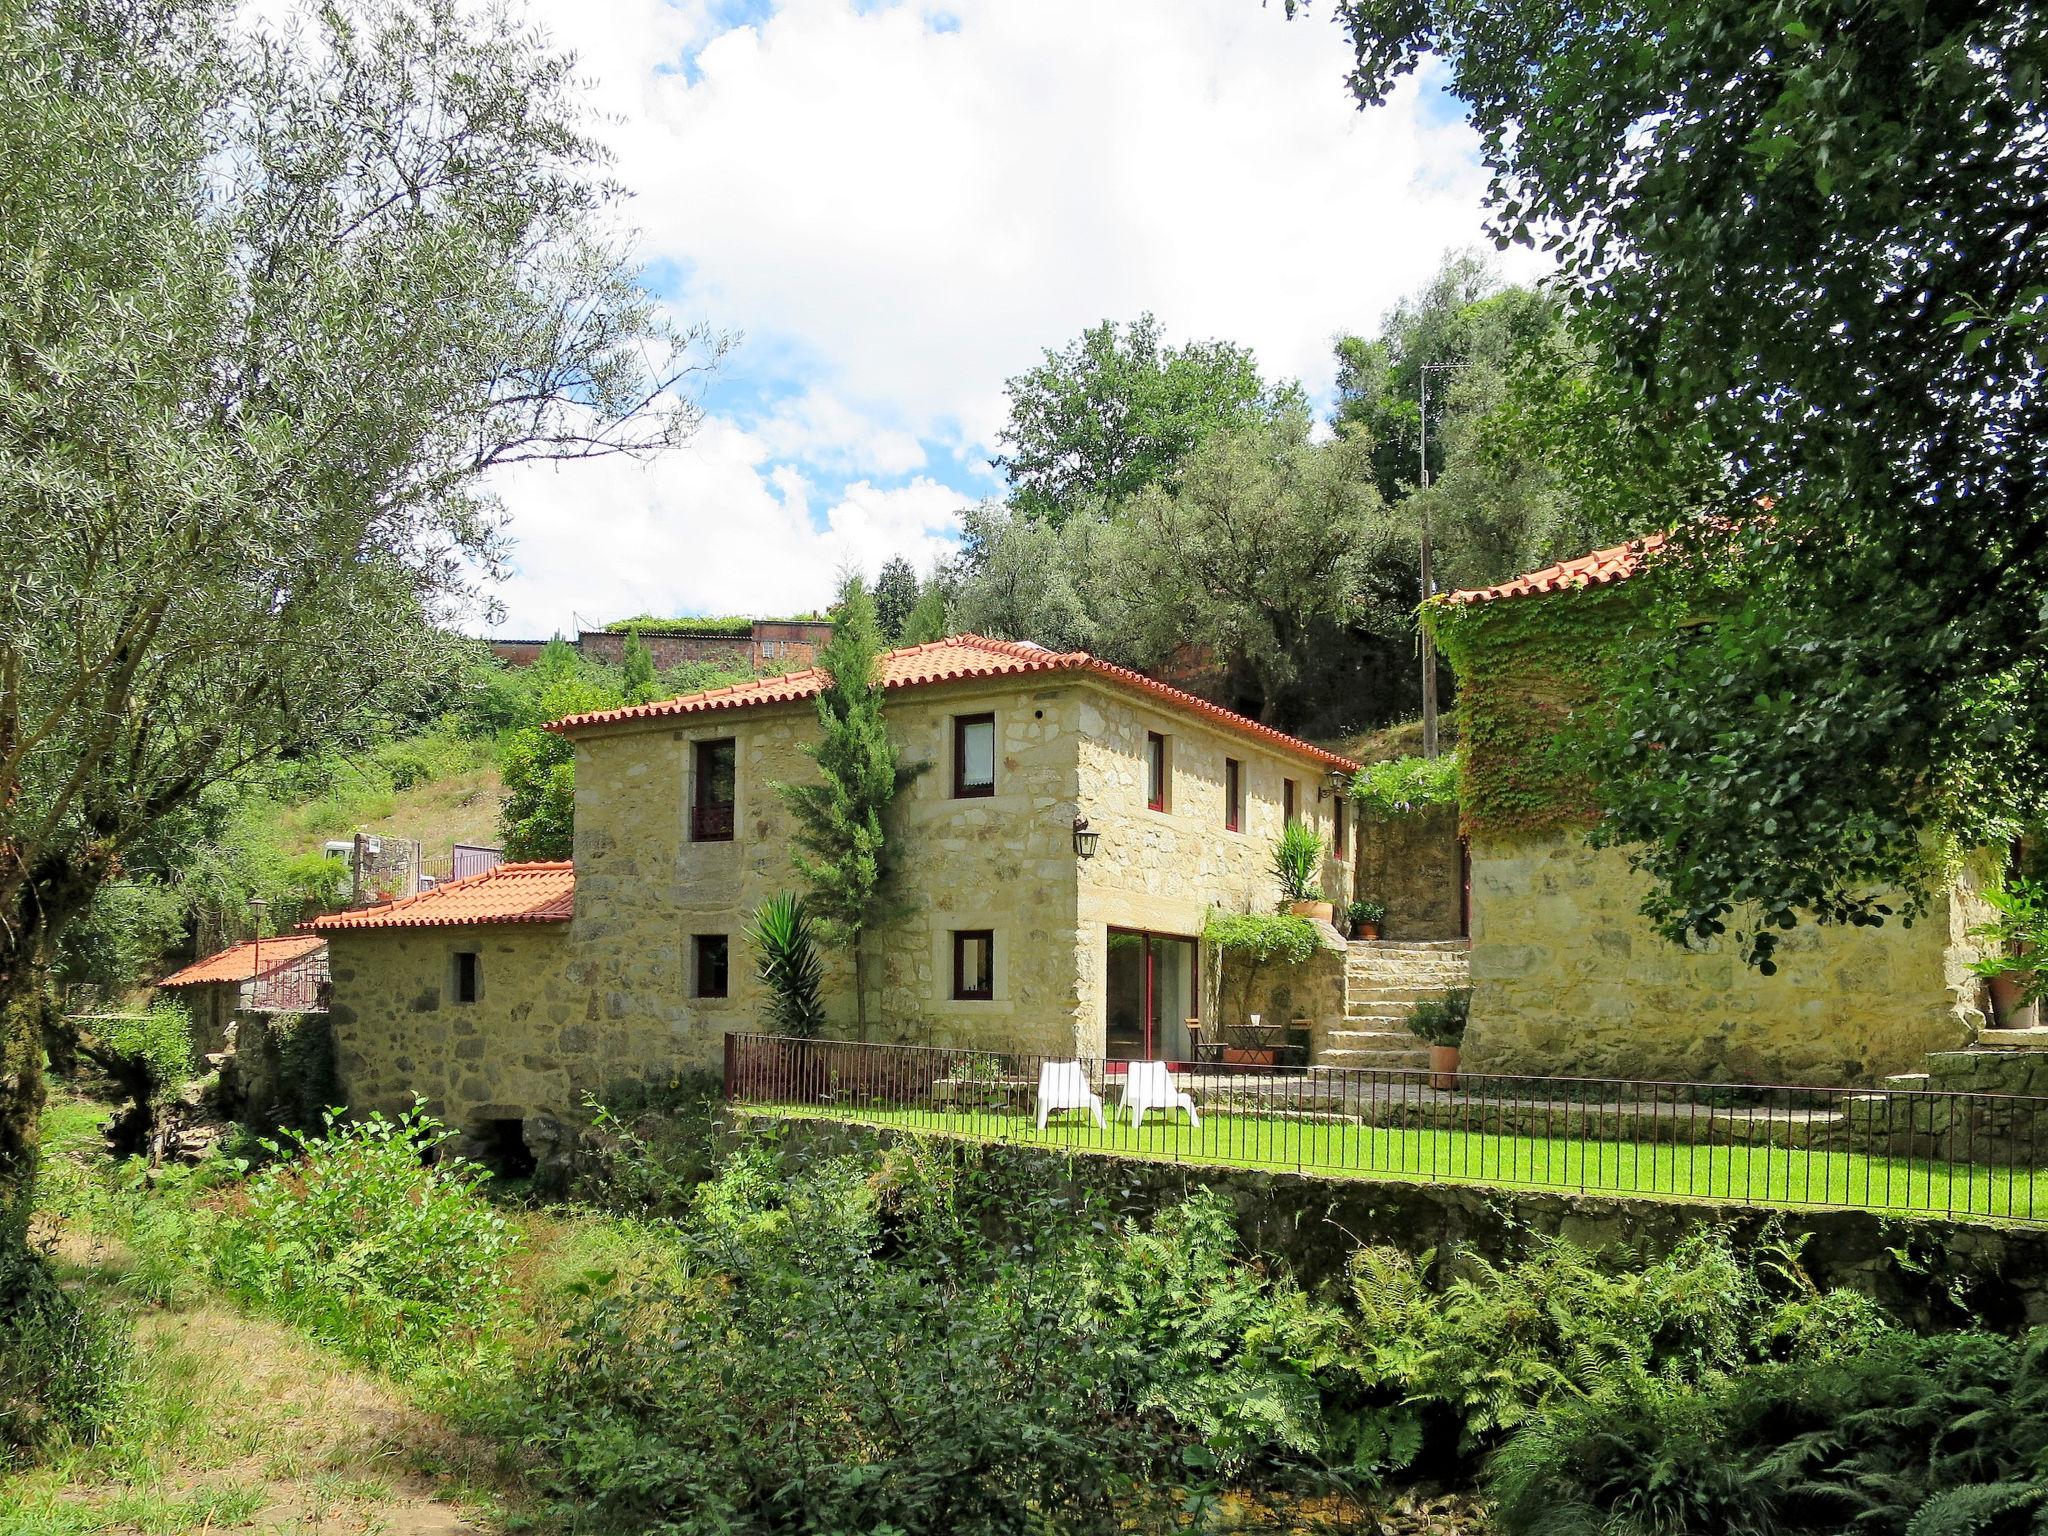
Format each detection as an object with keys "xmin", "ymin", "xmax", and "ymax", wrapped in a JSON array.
[{"xmin": 1105, "ymin": 928, "xmax": 1199, "ymax": 1067}]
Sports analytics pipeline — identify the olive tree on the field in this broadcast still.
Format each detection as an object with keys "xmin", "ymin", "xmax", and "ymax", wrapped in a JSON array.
[{"xmin": 0, "ymin": 0, "xmax": 727, "ymax": 1236}]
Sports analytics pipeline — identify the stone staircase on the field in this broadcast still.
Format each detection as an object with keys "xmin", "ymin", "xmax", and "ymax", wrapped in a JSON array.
[
  {"xmin": 1880, "ymin": 1021, "xmax": 2048, "ymax": 1097},
  {"xmin": 1319, "ymin": 939, "xmax": 1471, "ymax": 1071}
]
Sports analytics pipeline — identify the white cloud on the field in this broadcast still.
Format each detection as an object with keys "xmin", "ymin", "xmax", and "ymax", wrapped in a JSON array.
[
  {"xmin": 486, "ymin": 417, "xmax": 969, "ymax": 636},
  {"xmin": 486, "ymin": 0, "xmax": 1534, "ymax": 634}
]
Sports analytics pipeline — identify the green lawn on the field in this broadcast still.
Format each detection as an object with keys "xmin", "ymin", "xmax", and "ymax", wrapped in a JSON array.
[{"xmin": 747, "ymin": 1104, "xmax": 2048, "ymax": 1224}]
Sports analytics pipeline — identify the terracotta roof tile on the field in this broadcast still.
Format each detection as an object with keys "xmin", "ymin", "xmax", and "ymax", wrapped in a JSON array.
[
  {"xmin": 547, "ymin": 634, "xmax": 1357, "ymax": 772},
  {"xmin": 307, "ymin": 862, "xmax": 574, "ymax": 932},
  {"xmin": 1444, "ymin": 533, "xmax": 1668, "ymax": 605},
  {"xmin": 158, "ymin": 935, "xmax": 326, "ymax": 988}
]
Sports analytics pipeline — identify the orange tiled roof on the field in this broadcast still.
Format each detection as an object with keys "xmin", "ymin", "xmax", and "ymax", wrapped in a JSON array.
[
  {"xmin": 307, "ymin": 862, "xmax": 574, "ymax": 932},
  {"xmin": 158, "ymin": 935, "xmax": 326, "ymax": 988},
  {"xmin": 1444, "ymin": 533, "xmax": 1668, "ymax": 605},
  {"xmin": 547, "ymin": 634, "xmax": 1359, "ymax": 771}
]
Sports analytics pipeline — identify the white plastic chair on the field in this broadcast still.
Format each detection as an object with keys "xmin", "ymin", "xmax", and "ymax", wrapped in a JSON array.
[
  {"xmin": 1121, "ymin": 1059, "xmax": 1201, "ymax": 1129},
  {"xmin": 1035, "ymin": 1060, "xmax": 1105, "ymax": 1129}
]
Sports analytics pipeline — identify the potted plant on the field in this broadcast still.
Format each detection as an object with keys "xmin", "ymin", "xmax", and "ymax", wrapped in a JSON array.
[
  {"xmin": 1348, "ymin": 897, "xmax": 1386, "ymax": 941},
  {"xmin": 1223, "ymin": 1013, "xmax": 1278, "ymax": 1067},
  {"xmin": 1270, "ymin": 822, "xmax": 1332, "ymax": 922},
  {"xmin": 1407, "ymin": 987, "xmax": 1471, "ymax": 1089}
]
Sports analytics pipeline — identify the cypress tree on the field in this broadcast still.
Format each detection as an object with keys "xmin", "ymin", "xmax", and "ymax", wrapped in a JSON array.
[{"xmin": 775, "ymin": 577, "xmax": 925, "ymax": 1037}]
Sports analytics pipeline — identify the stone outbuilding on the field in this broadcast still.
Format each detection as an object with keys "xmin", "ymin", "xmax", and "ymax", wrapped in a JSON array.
[
  {"xmin": 157, "ymin": 935, "xmax": 330, "ymax": 1056},
  {"xmin": 314, "ymin": 635, "xmax": 1368, "ymax": 1149},
  {"xmin": 1429, "ymin": 538, "xmax": 1998, "ymax": 1086}
]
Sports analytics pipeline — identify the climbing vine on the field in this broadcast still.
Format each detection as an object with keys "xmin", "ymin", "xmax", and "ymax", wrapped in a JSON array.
[
  {"xmin": 1423, "ymin": 582, "xmax": 1651, "ymax": 840},
  {"xmin": 1346, "ymin": 754, "xmax": 1459, "ymax": 818}
]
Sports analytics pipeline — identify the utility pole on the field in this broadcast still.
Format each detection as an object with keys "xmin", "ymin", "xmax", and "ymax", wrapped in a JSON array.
[{"xmin": 1417, "ymin": 363, "xmax": 1458, "ymax": 761}]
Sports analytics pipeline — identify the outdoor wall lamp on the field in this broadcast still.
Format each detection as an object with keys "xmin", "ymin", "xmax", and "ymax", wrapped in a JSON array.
[{"xmin": 1071, "ymin": 815, "xmax": 1100, "ymax": 859}]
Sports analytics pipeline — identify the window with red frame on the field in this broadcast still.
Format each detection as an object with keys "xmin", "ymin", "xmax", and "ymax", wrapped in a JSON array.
[
  {"xmin": 1282, "ymin": 777, "xmax": 1297, "ymax": 824},
  {"xmin": 1224, "ymin": 757, "xmax": 1243, "ymax": 831},
  {"xmin": 953, "ymin": 929, "xmax": 994, "ymax": 1000},
  {"xmin": 1334, "ymin": 796, "xmax": 1348, "ymax": 857},
  {"xmin": 953, "ymin": 713, "xmax": 996, "ymax": 797},
  {"xmin": 1146, "ymin": 732, "xmax": 1168, "ymax": 811}
]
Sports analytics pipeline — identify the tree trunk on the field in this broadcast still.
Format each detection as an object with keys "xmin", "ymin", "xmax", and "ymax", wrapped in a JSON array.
[
  {"xmin": 853, "ymin": 938, "xmax": 869, "ymax": 1042},
  {"xmin": 0, "ymin": 852, "xmax": 105, "ymax": 1250}
]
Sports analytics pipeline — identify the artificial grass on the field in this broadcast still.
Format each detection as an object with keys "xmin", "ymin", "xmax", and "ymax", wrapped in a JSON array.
[{"xmin": 748, "ymin": 1104, "xmax": 2048, "ymax": 1224}]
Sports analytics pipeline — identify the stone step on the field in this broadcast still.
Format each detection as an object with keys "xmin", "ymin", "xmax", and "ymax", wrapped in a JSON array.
[
  {"xmin": 1347, "ymin": 985, "xmax": 1461, "ymax": 1006},
  {"xmin": 1882, "ymin": 1072, "xmax": 1932, "ymax": 1091},
  {"xmin": 1343, "ymin": 1007, "xmax": 1418, "ymax": 1024},
  {"xmin": 1976, "ymin": 1028, "xmax": 2048, "ymax": 1050},
  {"xmin": 1318, "ymin": 1048, "xmax": 1431, "ymax": 1070},
  {"xmin": 1325, "ymin": 1028, "xmax": 1424, "ymax": 1048}
]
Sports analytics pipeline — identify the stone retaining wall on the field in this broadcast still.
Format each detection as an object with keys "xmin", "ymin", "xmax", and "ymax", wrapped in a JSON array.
[{"xmin": 744, "ymin": 1114, "xmax": 2048, "ymax": 1331}]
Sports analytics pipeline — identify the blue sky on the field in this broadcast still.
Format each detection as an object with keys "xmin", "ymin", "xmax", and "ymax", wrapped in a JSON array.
[{"xmin": 483, "ymin": 0, "xmax": 1527, "ymax": 638}]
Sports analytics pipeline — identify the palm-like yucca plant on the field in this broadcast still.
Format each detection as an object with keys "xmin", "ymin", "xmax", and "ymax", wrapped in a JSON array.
[
  {"xmin": 747, "ymin": 893, "xmax": 827, "ymax": 1039},
  {"xmin": 1269, "ymin": 820, "xmax": 1327, "ymax": 903}
]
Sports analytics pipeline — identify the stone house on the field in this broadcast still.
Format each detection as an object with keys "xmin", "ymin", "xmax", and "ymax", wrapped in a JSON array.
[
  {"xmin": 157, "ymin": 935, "xmax": 330, "ymax": 1056},
  {"xmin": 1431, "ymin": 538, "xmax": 1997, "ymax": 1086},
  {"xmin": 313, "ymin": 635, "xmax": 1362, "ymax": 1145}
]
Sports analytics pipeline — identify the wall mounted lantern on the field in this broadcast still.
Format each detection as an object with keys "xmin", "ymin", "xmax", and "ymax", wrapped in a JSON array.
[{"xmin": 1071, "ymin": 814, "xmax": 1100, "ymax": 859}]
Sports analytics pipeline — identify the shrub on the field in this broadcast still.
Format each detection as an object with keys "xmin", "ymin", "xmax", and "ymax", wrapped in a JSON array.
[
  {"xmin": 565, "ymin": 1072, "xmax": 727, "ymax": 1217},
  {"xmin": 0, "ymin": 1246, "xmax": 128, "ymax": 1468},
  {"xmin": 1489, "ymin": 1328, "xmax": 2048, "ymax": 1536},
  {"xmin": 1349, "ymin": 896, "xmax": 1386, "ymax": 928},
  {"xmin": 746, "ymin": 892, "xmax": 826, "ymax": 1038},
  {"xmin": 519, "ymin": 1149, "xmax": 1197, "ymax": 1534},
  {"xmin": 1205, "ymin": 910, "xmax": 1322, "ymax": 1024},
  {"xmin": 1346, "ymin": 753, "xmax": 1459, "ymax": 817},
  {"xmin": 1269, "ymin": 819, "xmax": 1326, "ymax": 901},
  {"xmin": 215, "ymin": 1105, "xmax": 520, "ymax": 1373},
  {"xmin": 1406, "ymin": 987, "xmax": 1471, "ymax": 1047}
]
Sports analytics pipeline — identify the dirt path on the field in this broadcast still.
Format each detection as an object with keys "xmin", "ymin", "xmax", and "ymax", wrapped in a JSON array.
[{"xmin": 2, "ymin": 1298, "xmax": 514, "ymax": 1535}]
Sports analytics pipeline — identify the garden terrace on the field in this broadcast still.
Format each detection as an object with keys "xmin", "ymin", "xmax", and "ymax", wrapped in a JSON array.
[{"xmin": 725, "ymin": 1034, "xmax": 2048, "ymax": 1225}]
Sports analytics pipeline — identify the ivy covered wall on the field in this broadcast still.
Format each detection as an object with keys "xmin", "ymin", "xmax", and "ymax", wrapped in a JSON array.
[{"xmin": 1424, "ymin": 582, "xmax": 1645, "ymax": 841}]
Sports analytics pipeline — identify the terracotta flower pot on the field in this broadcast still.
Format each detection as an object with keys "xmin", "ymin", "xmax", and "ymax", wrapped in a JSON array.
[
  {"xmin": 1356, "ymin": 921, "xmax": 1381, "ymax": 941},
  {"xmin": 1286, "ymin": 899, "xmax": 1335, "ymax": 923},
  {"xmin": 1429, "ymin": 1044, "xmax": 1460, "ymax": 1091},
  {"xmin": 1223, "ymin": 1047, "xmax": 1277, "ymax": 1066}
]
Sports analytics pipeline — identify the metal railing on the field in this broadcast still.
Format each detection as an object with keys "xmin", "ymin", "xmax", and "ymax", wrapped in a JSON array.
[{"xmin": 724, "ymin": 1033, "xmax": 2048, "ymax": 1225}]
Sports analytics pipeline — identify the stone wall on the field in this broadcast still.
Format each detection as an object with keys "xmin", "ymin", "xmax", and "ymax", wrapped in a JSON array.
[
  {"xmin": 1074, "ymin": 682, "xmax": 1351, "ymax": 1055},
  {"xmin": 1467, "ymin": 830, "xmax": 1987, "ymax": 1085},
  {"xmin": 747, "ymin": 1116, "xmax": 2048, "ymax": 1330},
  {"xmin": 1353, "ymin": 804, "xmax": 1463, "ymax": 940}
]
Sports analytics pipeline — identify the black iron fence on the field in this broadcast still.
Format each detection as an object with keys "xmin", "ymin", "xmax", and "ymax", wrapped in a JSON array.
[{"xmin": 724, "ymin": 1032, "xmax": 2048, "ymax": 1225}]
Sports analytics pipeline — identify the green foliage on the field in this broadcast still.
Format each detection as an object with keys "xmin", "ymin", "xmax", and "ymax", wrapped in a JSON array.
[
  {"xmin": 1349, "ymin": 897, "xmax": 1386, "ymax": 927},
  {"xmin": 1308, "ymin": 0, "xmax": 2048, "ymax": 964},
  {"xmin": 774, "ymin": 577, "xmax": 927, "ymax": 1036},
  {"xmin": 53, "ymin": 880, "xmax": 187, "ymax": 1000},
  {"xmin": 899, "ymin": 581, "xmax": 949, "ymax": 645},
  {"xmin": 1269, "ymin": 820, "xmax": 1328, "ymax": 901},
  {"xmin": 745, "ymin": 894, "xmax": 827, "ymax": 1039},
  {"xmin": 0, "ymin": 0, "xmax": 726, "ymax": 1228},
  {"xmin": 871, "ymin": 556, "xmax": 921, "ymax": 641},
  {"xmin": 1204, "ymin": 911, "xmax": 1322, "ymax": 970},
  {"xmin": 1205, "ymin": 910, "xmax": 1322, "ymax": 1025},
  {"xmin": 1406, "ymin": 987, "xmax": 1469, "ymax": 1047},
  {"xmin": 93, "ymin": 1000, "xmax": 193, "ymax": 1112},
  {"xmin": 1346, "ymin": 752, "xmax": 1459, "ymax": 818},
  {"xmin": 1426, "ymin": 581, "xmax": 1638, "ymax": 840},
  {"xmin": 215, "ymin": 1106, "xmax": 520, "ymax": 1374},
  {"xmin": 566, "ymin": 1072, "xmax": 727, "ymax": 1217},
  {"xmin": 1111, "ymin": 407, "xmax": 1401, "ymax": 724},
  {"xmin": 0, "ymin": 1245, "xmax": 129, "ymax": 1468},
  {"xmin": 1488, "ymin": 1327, "xmax": 2048, "ymax": 1536},
  {"xmin": 1972, "ymin": 877, "xmax": 2048, "ymax": 1004},
  {"xmin": 497, "ymin": 667, "xmax": 629, "ymax": 861},
  {"xmin": 516, "ymin": 1146, "xmax": 1199, "ymax": 1534},
  {"xmin": 994, "ymin": 312, "xmax": 1306, "ymax": 525},
  {"xmin": 1331, "ymin": 252, "xmax": 1634, "ymax": 589},
  {"xmin": 619, "ymin": 626, "xmax": 660, "ymax": 704}
]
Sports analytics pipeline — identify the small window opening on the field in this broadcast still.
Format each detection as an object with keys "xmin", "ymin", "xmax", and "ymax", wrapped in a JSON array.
[
  {"xmin": 452, "ymin": 950, "xmax": 481, "ymax": 1004},
  {"xmin": 1146, "ymin": 732, "xmax": 1168, "ymax": 812},
  {"xmin": 694, "ymin": 934, "xmax": 729, "ymax": 999}
]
